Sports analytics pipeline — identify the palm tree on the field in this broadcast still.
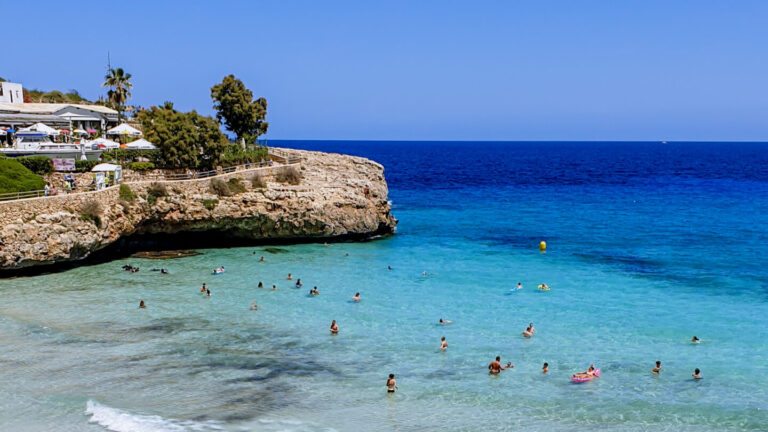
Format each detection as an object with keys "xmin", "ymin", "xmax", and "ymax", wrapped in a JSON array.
[{"xmin": 102, "ymin": 68, "xmax": 133, "ymax": 122}]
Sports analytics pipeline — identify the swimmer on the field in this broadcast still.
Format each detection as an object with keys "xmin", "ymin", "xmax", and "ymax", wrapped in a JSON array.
[
  {"xmin": 423, "ymin": 271, "xmax": 427, "ymax": 276},
  {"xmin": 272, "ymin": 285, "xmax": 276, "ymax": 291},
  {"xmin": 692, "ymin": 336, "xmax": 700, "ymax": 344},
  {"xmin": 250, "ymin": 300, "xmax": 258, "ymax": 310},
  {"xmin": 542, "ymin": 362, "xmax": 549, "ymax": 374},
  {"xmin": 540, "ymin": 283, "xmax": 549, "ymax": 290},
  {"xmin": 260, "ymin": 256, "xmax": 264, "ymax": 262},
  {"xmin": 522, "ymin": 324, "xmax": 534, "ymax": 338},
  {"xmin": 488, "ymin": 356, "xmax": 512, "ymax": 374},
  {"xmin": 387, "ymin": 373, "xmax": 398, "ymax": 393},
  {"xmin": 287, "ymin": 273, "xmax": 292, "ymax": 280},
  {"xmin": 161, "ymin": 269, "xmax": 168, "ymax": 274},
  {"xmin": 573, "ymin": 365, "xmax": 596, "ymax": 379},
  {"xmin": 652, "ymin": 361, "xmax": 661, "ymax": 374},
  {"xmin": 258, "ymin": 282, "xmax": 263, "ymax": 288},
  {"xmin": 387, "ymin": 265, "xmax": 392, "ymax": 270},
  {"xmin": 330, "ymin": 320, "xmax": 339, "ymax": 334},
  {"xmin": 295, "ymin": 279, "xmax": 303, "ymax": 288},
  {"xmin": 693, "ymin": 368, "xmax": 702, "ymax": 379},
  {"xmin": 440, "ymin": 336, "xmax": 447, "ymax": 350},
  {"xmin": 206, "ymin": 289, "xmax": 211, "ymax": 297},
  {"xmin": 139, "ymin": 300, "xmax": 146, "ymax": 309},
  {"xmin": 345, "ymin": 253, "xmax": 349, "ymax": 257},
  {"xmin": 352, "ymin": 292, "xmax": 360, "ymax": 302},
  {"xmin": 516, "ymin": 282, "xmax": 522, "ymax": 290},
  {"xmin": 439, "ymin": 318, "xmax": 453, "ymax": 325},
  {"xmin": 200, "ymin": 283, "xmax": 207, "ymax": 293}
]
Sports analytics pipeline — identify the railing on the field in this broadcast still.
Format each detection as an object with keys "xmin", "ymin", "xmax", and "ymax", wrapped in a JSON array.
[{"xmin": 0, "ymin": 190, "xmax": 49, "ymax": 201}]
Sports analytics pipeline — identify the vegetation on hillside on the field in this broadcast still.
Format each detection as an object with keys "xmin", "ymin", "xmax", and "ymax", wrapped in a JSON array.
[
  {"xmin": 210, "ymin": 75, "xmax": 268, "ymax": 148},
  {"xmin": 0, "ymin": 158, "xmax": 46, "ymax": 194},
  {"xmin": 137, "ymin": 104, "xmax": 228, "ymax": 170}
]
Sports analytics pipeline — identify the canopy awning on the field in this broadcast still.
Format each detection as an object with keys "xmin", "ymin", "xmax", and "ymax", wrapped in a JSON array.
[
  {"xmin": 124, "ymin": 138, "xmax": 157, "ymax": 150},
  {"xmin": 91, "ymin": 163, "xmax": 122, "ymax": 172},
  {"xmin": 89, "ymin": 137, "xmax": 120, "ymax": 149},
  {"xmin": 73, "ymin": 128, "xmax": 89, "ymax": 135},
  {"xmin": 20, "ymin": 122, "xmax": 60, "ymax": 136},
  {"xmin": 107, "ymin": 123, "xmax": 142, "ymax": 136}
]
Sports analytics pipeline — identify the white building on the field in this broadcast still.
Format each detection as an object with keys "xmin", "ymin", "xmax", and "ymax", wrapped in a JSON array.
[{"xmin": 0, "ymin": 82, "xmax": 23, "ymax": 104}]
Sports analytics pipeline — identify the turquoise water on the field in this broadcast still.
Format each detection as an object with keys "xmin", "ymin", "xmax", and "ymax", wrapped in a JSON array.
[{"xmin": 1, "ymin": 141, "xmax": 767, "ymax": 431}]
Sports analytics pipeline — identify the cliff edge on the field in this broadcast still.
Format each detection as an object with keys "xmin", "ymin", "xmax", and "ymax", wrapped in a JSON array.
[{"xmin": 0, "ymin": 149, "xmax": 397, "ymax": 273}]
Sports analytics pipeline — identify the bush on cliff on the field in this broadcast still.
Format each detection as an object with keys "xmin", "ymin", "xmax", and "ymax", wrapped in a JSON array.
[
  {"xmin": 202, "ymin": 198, "xmax": 218, "ymax": 211},
  {"xmin": 119, "ymin": 184, "xmax": 136, "ymax": 202},
  {"xmin": 0, "ymin": 158, "xmax": 46, "ymax": 194},
  {"xmin": 80, "ymin": 199, "xmax": 103, "ymax": 228},
  {"xmin": 275, "ymin": 166, "xmax": 301, "ymax": 185},
  {"xmin": 16, "ymin": 156, "xmax": 54, "ymax": 175},
  {"xmin": 251, "ymin": 172, "xmax": 266, "ymax": 188},
  {"xmin": 146, "ymin": 182, "xmax": 167, "ymax": 205},
  {"xmin": 210, "ymin": 178, "xmax": 246, "ymax": 196}
]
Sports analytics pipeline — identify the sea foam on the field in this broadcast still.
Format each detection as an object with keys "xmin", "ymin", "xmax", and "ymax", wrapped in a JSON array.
[{"xmin": 85, "ymin": 400, "xmax": 221, "ymax": 432}]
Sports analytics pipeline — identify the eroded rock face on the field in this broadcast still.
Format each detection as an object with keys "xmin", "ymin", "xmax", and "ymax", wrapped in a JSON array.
[{"xmin": 0, "ymin": 149, "xmax": 397, "ymax": 272}]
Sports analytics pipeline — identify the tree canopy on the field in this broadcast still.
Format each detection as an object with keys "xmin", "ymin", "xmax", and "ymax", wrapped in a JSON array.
[
  {"xmin": 137, "ymin": 105, "xmax": 228, "ymax": 170},
  {"xmin": 210, "ymin": 75, "xmax": 268, "ymax": 148},
  {"xmin": 102, "ymin": 68, "xmax": 133, "ymax": 122}
]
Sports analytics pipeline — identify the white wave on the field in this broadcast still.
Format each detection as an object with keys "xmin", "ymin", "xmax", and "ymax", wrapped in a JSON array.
[{"xmin": 85, "ymin": 400, "xmax": 222, "ymax": 432}]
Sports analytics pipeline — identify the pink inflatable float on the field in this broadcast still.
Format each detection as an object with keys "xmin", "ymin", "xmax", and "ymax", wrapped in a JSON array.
[{"xmin": 570, "ymin": 368, "xmax": 601, "ymax": 383}]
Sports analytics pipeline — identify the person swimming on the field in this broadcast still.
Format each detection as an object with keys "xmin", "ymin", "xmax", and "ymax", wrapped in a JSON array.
[
  {"xmin": 387, "ymin": 373, "xmax": 398, "ymax": 393},
  {"xmin": 652, "ymin": 361, "xmax": 662, "ymax": 374},
  {"xmin": 250, "ymin": 300, "xmax": 259, "ymax": 310},
  {"xmin": 516, "ymin": 282, "xmax": 522, "ymax": 290},
  {"xmin": 522, "ymin": 324, "xmax": 534, "ymax": 338},
  {"xmin": 272, "ymin": 285, "xmax": 276, "ymax": 290},
  {"xmin": 206, "ymin": 289, "xmax": 211, "ymax": 297},
  {"xmin": 693, "ymin": 368, "xmax": 702, "ymax": 379},
  {"xmin": 287, "ymin": 273, "xmax": 292, "ymax": 280},
  {"xmin": 330, "ymin": 320, "xmax": 339, "ymax": 334},
  {"xmin": 542, "ymin": 362, "xmax": 549, "ymax": 374},
  {"xmin": 309, "ymin": 287, "xmax": 319, "ymax": 296},
  {"xmin": 488, "ymin": 356, "xmax": 512, "ymax": 374},
  {"xmin": 439, "ymin": 318, "xmax": 453, "ymax": 325},
  {"xmin": 258, "ymin": 282, "xmax": 263, "ymax": 288},
  {"xmin": 160, "ymin": 269, "xmax": 168, "ymax": 274},
  {"xmin": 352, "ymin": 292, "xmax": 360, "ymax": 302},
  {"xmin": 200, "ymin": 283, "xmax": 207, "ymax": 293},
  {"xmin": 440, "ymin": 336, "xmax": 447, "ymax": 350},
  {"xmin": 692, "ymin": 336, "xmax": 701, "ymax": 344},
  {"xmin": 295, "ymin": 279, "xmax": 303, "ymax": 288},
  {"xmin": 387, "ymin": 265, "xmax": 392, "ymax": 270},
  {"xmin": 260, "ymin": 256, "xmax": 264, "ymax": 262},
  {"xmin": 139, "ymin": 300, "xmax": 146, "ymax": 309}
]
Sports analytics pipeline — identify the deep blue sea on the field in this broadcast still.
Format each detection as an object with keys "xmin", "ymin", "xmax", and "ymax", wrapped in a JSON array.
[{"xmin": 1, "ymin": 141, "xmax": 767, "ymax": 431}]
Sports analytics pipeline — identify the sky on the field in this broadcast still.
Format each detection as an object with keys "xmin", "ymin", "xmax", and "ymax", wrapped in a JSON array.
[{"xmin": 3, "ymin": 0, "xmax": 768, "ymax": 141}]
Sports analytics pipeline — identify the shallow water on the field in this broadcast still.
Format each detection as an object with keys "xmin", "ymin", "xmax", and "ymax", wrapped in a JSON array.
[{"xmin": 1, "ymin": 141, "xmax": 767, "ymax": 431}]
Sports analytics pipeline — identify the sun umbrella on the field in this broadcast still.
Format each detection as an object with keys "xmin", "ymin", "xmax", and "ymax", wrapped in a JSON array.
[
  {"xmin": 60, "ymin": 129, "xmax": 70, "ymax": 134},
  {"xmin": 74, "ymin": 128, "xmax": 89, "ymax": 135},
  {"xmin": 88, "ymin": 129, "xmax": 97, "ymax": 134}
]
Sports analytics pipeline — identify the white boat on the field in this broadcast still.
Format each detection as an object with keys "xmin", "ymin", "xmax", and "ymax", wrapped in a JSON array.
[{"xmin": 0, "ymin": 131, "xmax": 103, "ymax": 161}]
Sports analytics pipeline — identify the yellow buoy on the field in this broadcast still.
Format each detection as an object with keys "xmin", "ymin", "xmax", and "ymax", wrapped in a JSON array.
[{"xmin": 539, "ymin": 241, "xmax": 547, "ymax": 251}]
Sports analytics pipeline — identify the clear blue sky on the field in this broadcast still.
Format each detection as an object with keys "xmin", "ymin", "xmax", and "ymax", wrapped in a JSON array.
[{"xmin": 4, "ymin": 1, "xmax": 768, "ymax": 141}]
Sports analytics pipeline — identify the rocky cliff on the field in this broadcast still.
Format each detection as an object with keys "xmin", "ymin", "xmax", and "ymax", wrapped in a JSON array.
[{"xmin": 0, "ymin": 149, "xmax": 397, "ymax": 273}]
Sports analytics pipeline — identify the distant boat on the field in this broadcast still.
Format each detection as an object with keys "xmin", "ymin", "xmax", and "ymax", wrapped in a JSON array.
[
  {"xmin": 0, "ymin": 131, "xmax": 102, "ymax": 160},
  {"xmin": 661, "ymin": 141, "xmax": 667, "ymax": 144}
]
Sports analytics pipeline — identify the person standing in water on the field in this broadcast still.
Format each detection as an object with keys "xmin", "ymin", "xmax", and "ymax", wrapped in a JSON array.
[
  {"xmin": 200, "ymin": 283, "xmax": 207, "ymax": 293},
  {"xmin": 139, "ymin": 300, "xmax": 146, "ymax": 309},
  {"xmin": 272, "ymin": 285, "xmax": 276, "ymax": 291},
  {"xmin": 386, "ymin": 374, "xmax": 398, "ymax": 393},
  {"xmin": 287, "ymin": 273, "xmax": 292, "ymax": 280},
  {"xmin": 295, "ymin": 279, "xmax": 303, "ymax": 288},
  {"xmin": 652, "ymin": 361, "xmax": 662, "ymax": 374},
  {"xmin": 488, "ymin": 356, "xmax": 512, "ymax": 374},
  {"xmin": 522, "ymin": 324, "xmax": 534, "ymax": 338},
  {"xmin": 693, "ymin": 368, "xmax": 702, "ymax": 379},
  {"xmin": 516, "ymin": 282, "xmax": 523, "ymax": 290},
  {"xmin": 440, "ymin": 337, "xmax": 448, "ymax": 350},
  {"xmin": 542, "ymin": 362, "xmax": 549, "ymax": 374},
  {"xmin": 330, "ymin": 320, "xmax": 339, "ymax": 334},
  {"xmin": 352, "ymin": 292, "xmax": 360, "ymax": 302},
  {"xmin": 258, "ymin": 282, "xmax": 263, "ymax": 288}
]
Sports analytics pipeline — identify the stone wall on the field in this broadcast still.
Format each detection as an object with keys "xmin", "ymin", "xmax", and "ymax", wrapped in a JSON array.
[{"xmin": 0, "ymin": 149, "xmax": 397, "ymax": 272}]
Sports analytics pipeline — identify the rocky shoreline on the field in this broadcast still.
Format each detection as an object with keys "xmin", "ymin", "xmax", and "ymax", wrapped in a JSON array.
[{"xmin": 0, "ymin": 149, "xmax": 397, "ymax": 275}]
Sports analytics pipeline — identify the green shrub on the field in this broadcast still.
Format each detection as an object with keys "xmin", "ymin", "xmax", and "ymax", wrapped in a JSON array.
[
  {"xmin": 0, "ymin": 159, "xmax": 46, "ymax": 194},
  {"xmin": 80, "ymin": 199, "xmax": 102, "ymax": 228},
  {"xmin": 102, "ymin": 149, "xmax": 158, "ymax": 164},
  {"xmin": 251, "ymin": 172, "xmax": 266, "ymax": 188},
  {"xmin": 146, "ymin": 182, "xmax": 167, "ymax": 205},
  {"xmin": 227, "ymin": 178, "xmax": 246, "ymax": 194},
  {"xmin": 275, "ymin": 166, "xmax": 301, "ymax": 185},
  {"xmin": 210, "ymin": 178, "xmax": 232, "ymax": 196},
  {"xmin": 119, "ymin": 184, "xmax": 136, "ymax": 202},
  {"xmin": 219, "ymin": 144, "xmax": 269, "ymax": 168},
  {"xmin": 16, "ymin": 156, "xmax": 53, "ymax": 175},
  {"xmin": 202, "ymin": 198, "xmax": 218, "ymax": 211},
  {"xmin": 75, "ymin": 160, "xmax": 99, "ymax": 173},
  {"xmin": 128, "ymin": 161, "xmax": 155, "ymax": 172}
]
